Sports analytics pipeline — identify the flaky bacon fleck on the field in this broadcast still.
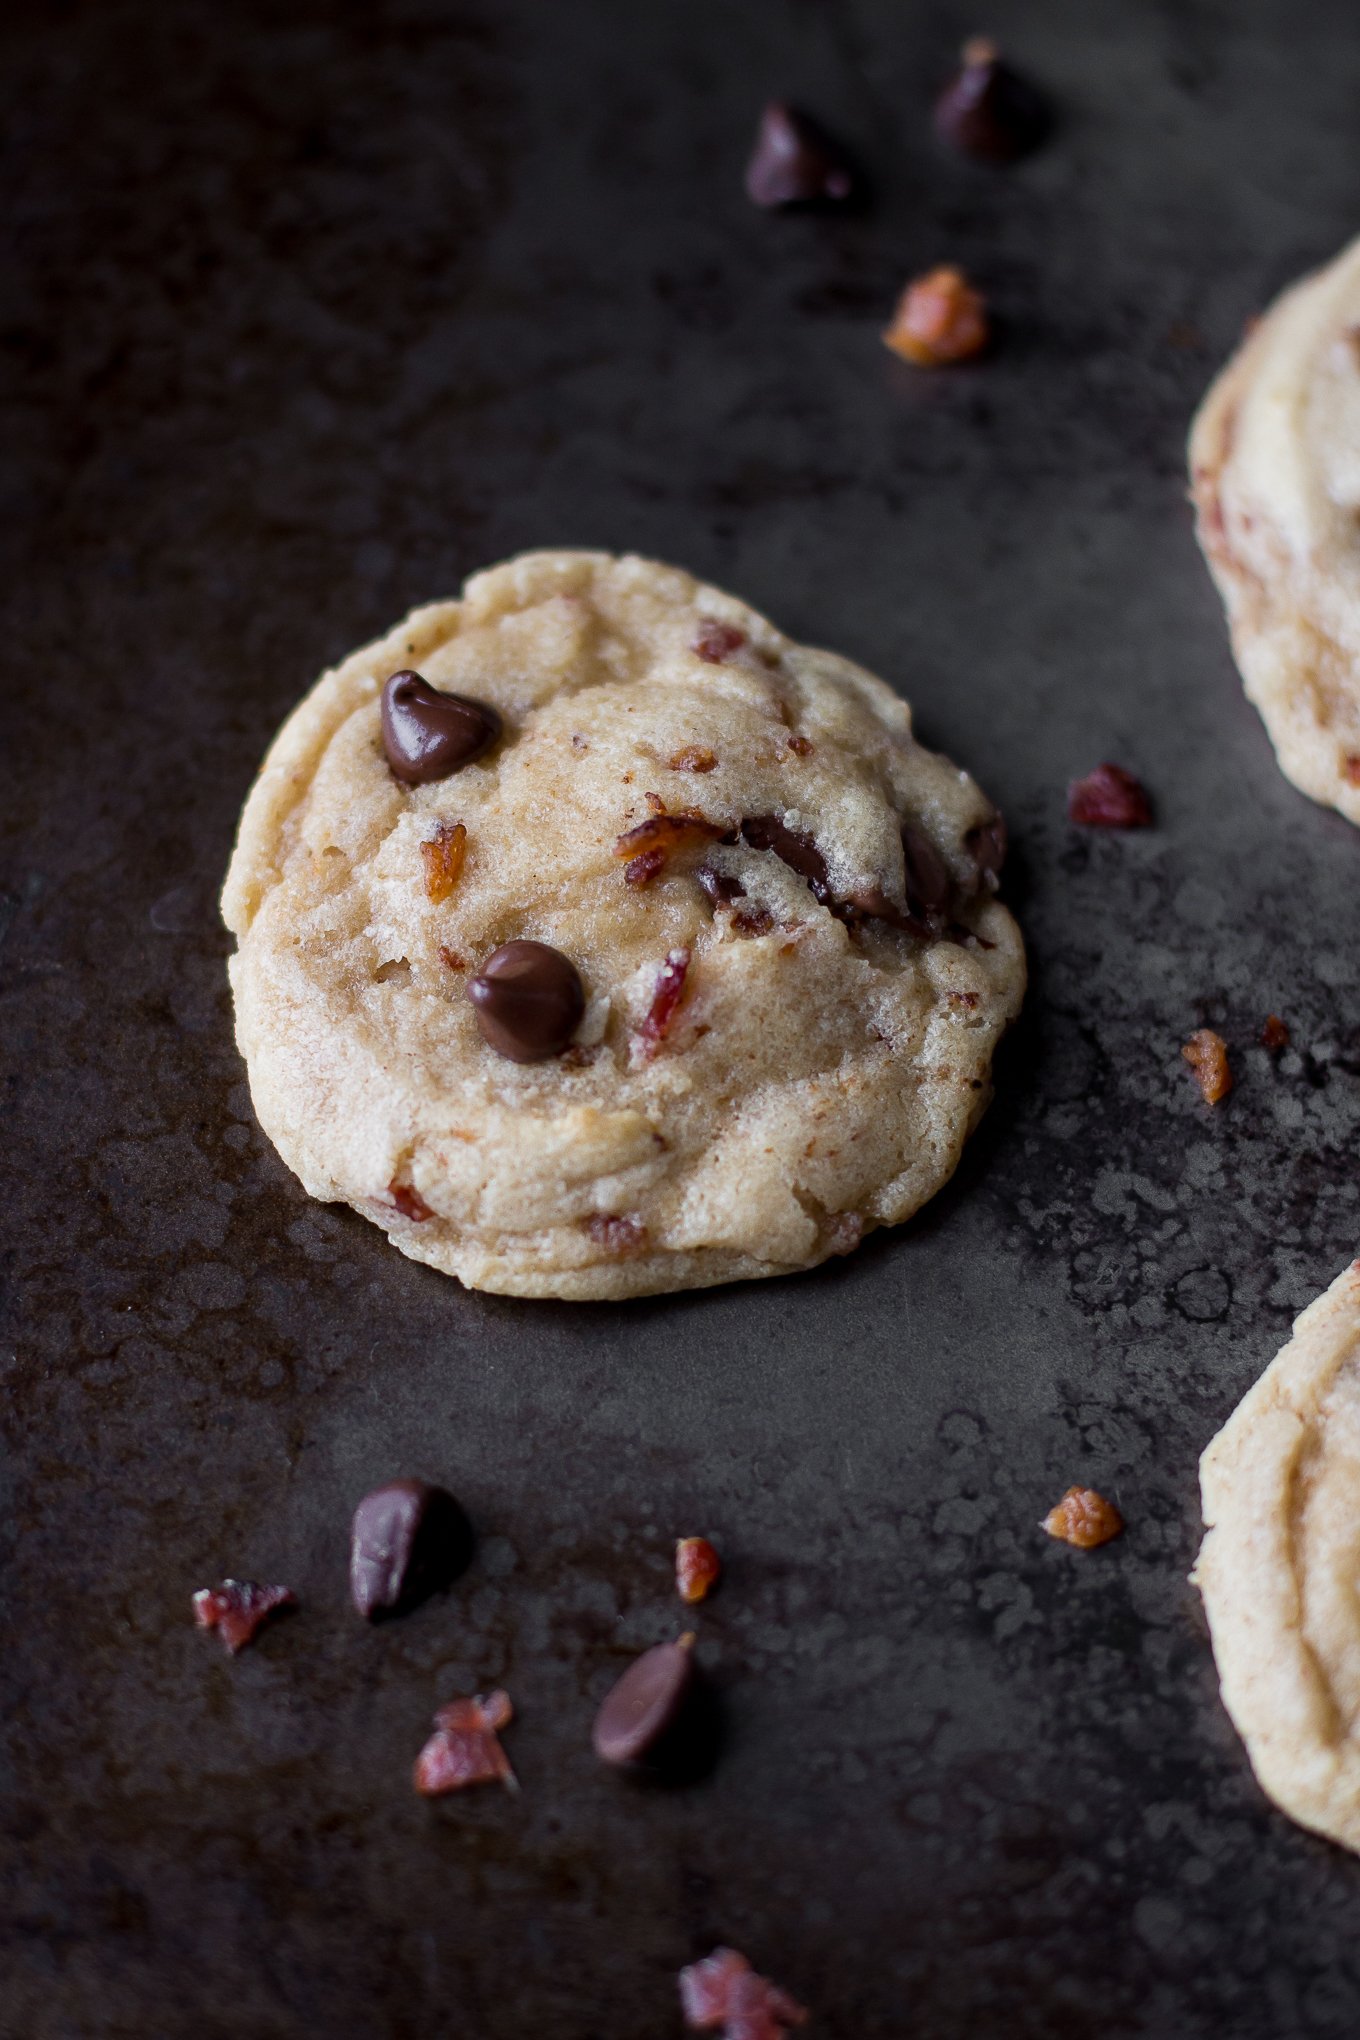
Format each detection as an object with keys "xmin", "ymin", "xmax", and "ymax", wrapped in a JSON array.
[
  {"xmin": 388, "ymin": 1178, "xmax": 434, "ymax": 1222},
  {"xmin": 679, "ymin": 1947, "xmax": 809, "ymax": 2037},
  {"xmin": 1182, "ymin": 1028, "xmax": 1232, "ymax": 1104},
  {"xmin": 632, "ymin": 948, "xmax": 691, "ymax": 1064},
  {"xmin": 414, "ymin": 1690, "xmax": 517, "ymax": 1796},
  {"xmin": 420, "ymin": 820, "xmax": 468, "ymax": 903},
  {"xmin": 693, "ymin": 623, "xmax": 747, "ymax": 664},
  {"xmin": 192, "ymin": 1580, "xmax": 297, "ymax": 1654},
  {"xmin": 614, "ymin": 809, "xmax": 727, "ymax": 886}
]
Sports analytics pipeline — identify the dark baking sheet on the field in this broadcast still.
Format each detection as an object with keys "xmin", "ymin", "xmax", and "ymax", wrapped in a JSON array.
[{"xmin": 4, "ymin": 1, "xmax": 1360, "ymax": 2034}]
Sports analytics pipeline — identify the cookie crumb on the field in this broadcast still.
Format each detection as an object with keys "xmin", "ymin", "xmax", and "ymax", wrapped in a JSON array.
[
  {"xmin": 1182, "ymin": 1028, "xmax": 1233, "ymax": 1104},
  {"xmin": 883, "ymin": 267, "xmax": 989, "ymax": 367},
  {"xmin": 1041, "ymin": 1486, "xmax": 1123, "ymax": 1549}
]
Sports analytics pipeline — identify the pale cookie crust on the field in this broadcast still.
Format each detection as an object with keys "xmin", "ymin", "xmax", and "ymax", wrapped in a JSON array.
[
  {"xmin": 1196, "ymin": 1258, "xmax": 1360, "ymax": 1851},
  {"xmin": 1189, "ymin": 236, "xmax": 1360, "ymax": 826},
  {"xmin": 222, "ymin": 550, "xmax": 1025, "ymax": 1299}
]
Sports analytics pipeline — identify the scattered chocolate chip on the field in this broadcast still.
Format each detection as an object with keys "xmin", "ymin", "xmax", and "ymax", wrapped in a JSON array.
[
  {"xmin": 739, "ymin": 813, "xmax": 834, "ymax": 907},
  {"xmin": 584, "ymin": 1213, "xmax": 650, "ymax": 1255},
  {"xmin": 745, "ymin": 102, "xmax": 858, "ymax": 209},
  {"xmin": 349, "ymin": 1478, "xmax": 472, "ymax": 1621},
  {"xmin": 696, "ymin": 865, "xmax": 746, "ymax": 908},
  {"xmin": 1067, "ymin": 763, "xmax": 1153, "ymax": 828},
  {"xmin": 934, "ymin": 37, "xmax": 1050, "ymax": 161},
  {"xmin": 414, "ymin": 1690, "xmax": 517, "ymax": 1796},
  {"xmin": 1041, "ymin": 1486, "xmax": 1123, "ymax": 1550},
  {"xmin": 964, "ymin": 813, "xmax": 1007, "ymax": 889},
  {"xmin": 467, "ymin": 940, "xmax": 585, "ymax": 1062},
  {"xmin": 693, "ymin": 621, "xmax": 749, "ymax": 663},
  {"xmin": 388, "ymin": 1179, "xmax": 434, "ymax": 1222},
  {"xmin": 632, "ymin": 947, "xmax": 692, "ymax": 1063},
  {"xmin": 731, "ymin": 904, "xmax": 775, "ymax": 937},
  {"xmin": 900, "ymin": 824, "xmax": 952, "ymax": 916},
  {"xmin": 1182, "ymin": 1028, "xmax": 1232, "ymax": 1105},
  {"xmin": 192, "ymin": 1580, "xmax": 296, "ymax": 1654},
  {"xmin": 420, "ymin": 819, "xmax": 467, "ymax": 903},
  {"xmin": 593, "ymin": 1635, "xmax": 701, "ymax": 1769},
  {"xmin": 676, "ymin": 1537, "xmax": 722, "ymax": 1606},
  {"xmin": 840, "ymin": 882, "xmax": 934, "ymax": 939},
  {"xmin": 1261, "ymin": 1014, "xmax": 1290, "ymax": 1053},
  {"xmin": 883, "ymin": 266, "xmax": 989, "ymax": 366},
  {"xmin": 679, "ymin": 1947, "xmax": 809, "ymax": 2036},
  {"xmin": 670, "ymin": 744, "xmax": 719, "ymax": 773},
  {"xmin": 381, "ymin": 671, "xmax": 502, "ymax": 785}
]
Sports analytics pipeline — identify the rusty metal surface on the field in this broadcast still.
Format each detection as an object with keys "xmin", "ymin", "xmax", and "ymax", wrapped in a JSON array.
[{"xmin": 3, "ymin": 1, "xmax": 1360, "ymax": 2034}]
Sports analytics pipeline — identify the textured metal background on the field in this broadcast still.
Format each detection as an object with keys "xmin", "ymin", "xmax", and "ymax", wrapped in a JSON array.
[{"xmin": 3, "ymin": 1, "xmax": 1360, "ymax": 2034}]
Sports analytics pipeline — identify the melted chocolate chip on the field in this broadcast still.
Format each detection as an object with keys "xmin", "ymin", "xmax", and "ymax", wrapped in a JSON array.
[
  {"xmin": 593, "ymin": 1636, "xmax": 704, "ymax": 1771},
  {"xmin": 381, "ymin": 670, "xmax": 502, "ymax": 785},
  {"xmin": 965, "ymin": 813, "xmax": 1007, "ymax": 888},
  {"xmin": 901, "ymin": 825, "xmax": 951, "ymax": 913},
  {"xmin": 696, "ymin": 865, "xmax": 746, "ymax": 907},
  {"xmin": 934, "ymin": 38, "xmax": 1050, "ymax": 161},
  {"xmin": 739, "ymin": 813, "xmax": 834, "ymax": 907},
  {"xmin": 745, "ymin": 103, "xmax": 858, "ymax": 208},
  {"xmin": 467, "ymin": 940, "xmax": 585, "ymax": 1062},
  {"xmin": 349, "ymin": 1478, "xmax": 472, "ymax": 1621}
]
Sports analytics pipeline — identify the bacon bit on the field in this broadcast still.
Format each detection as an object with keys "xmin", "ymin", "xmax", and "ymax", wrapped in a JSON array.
[
  {"xmin": 1344, "ymin": 755, "xmax": 1360, "ymax": 786},
  {"xmin": 693, "ymin": 622, "xmax": 748, "ymax": 664},
  {"xmin": 192, "ymin": 1580, "xmax": 296, "ymax": 1654},
  {"xmin": 438, "ymin": 945, "xmax": 467, "ymax": 971},
  {"xmin": 388, "ymin": 1178, "xmax": 435, "ymax": 1221},
  {"xmin": 633, "ymin": 947, "xmax": 691, "ymax": 1063},
  {"xmin": 1041, "ymin": 1486, "xmax": 1124, "ymax": 1550},
  {"xmin": 616, "ymin": 809, "xmax": 726, "ymax": 860},
  {"xmin": 786, "ymin": 733, "xmax": 814, "ymax": 758},
  {"xmin": 670, "ymin": 745, "xmax": 719, "ymax": 773},
  {"xmin": 625, "ymin": 848, "xmax": 668, "ymax": 888},
  {"xmin": 883, "ymin": 265, "xmax": 989, "ymax": 367},
  {"xmin": 414, "ymin": 1690, "xmax": 517, "ymax": 1797},
  {"xmin": 645, "ymin": 789, "xmax": 668, "ymax": 815},
  {"xmin": 584, "ymin": 1213, "xmax": 649, "ymax": 1255},
  {"xmin": 676, "ymin": 1536, "xmax": 722, "ymax": 1605},
  {"xmin": 1067, "ymin": 764, "xmax": 1153, "ymax": 828},
  {"xmin": 731, "ymin": 904, "xmax": 774, "ymax": 937},
  {"xmin": 1182, "ymin": 1028, "xmax": 1233, "ymax": 1105},
  {"xmin": 1260, "ymin": 1013, "xmax": 1289, "ymax": 1053},
  {"xmin": 679, "ymin": 1947, "xmax": 808, "ymax": 2036},
  {"xmin": 420, "ymin": 820, "xmax": 468, "ymax": 903}
]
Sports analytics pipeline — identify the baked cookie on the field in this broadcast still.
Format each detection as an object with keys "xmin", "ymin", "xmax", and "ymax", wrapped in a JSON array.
[
  {"xmin": 1190, "ymin": 235, "xmax": 1360, "ymax": 826},
  {"xmin": 1196, "ymin": 1259, "xmax": 1360, "ymax": 1851},
  {"xmin": 222, "ymin": 550, "xmax": 1024, "ymax": 1300}
]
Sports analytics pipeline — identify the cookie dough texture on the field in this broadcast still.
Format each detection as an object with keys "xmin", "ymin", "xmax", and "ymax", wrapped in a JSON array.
[
  {"xmin": 222, "ymin": 550, "xmax": 1024, "ymax": 1299},
  {"xmin": 1190, "ymin": 234, "xmax": 1360, "ymax": 825},
  {"xmin": 1196, "ymin": 1259, "xmax": 1360, "ymax": 1852}
]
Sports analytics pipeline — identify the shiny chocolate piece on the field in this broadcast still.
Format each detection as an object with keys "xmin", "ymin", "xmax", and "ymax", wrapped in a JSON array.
[
  {"xmin": 380, "ymin": 669, "xmax": 501, "ymax": 785},
  {"xmin": 738, "ymin": 812, "xmax": 834, "ymax": 907},
  {"xmin": 745, "ymin": 102, "xmax": 858, "ymax": 209},
  {"xmin": 965, "ymin": 812, "xmax": 1007, "ymax": 889},
  {"xmin": 349, "ymin": 1478, "xmax": 472, "ymax": 1620},
  {"xmin": 593, "ymin": 1635, "xmax": 701, "ymax": 1769},
  {"xmin": 934, "ymin": 38, "xmax": 1050, "ymax": 162},
  {"xmin": 467, "ymin": 939, "xmax": 585, "ymax": 1062},
  {"xmin": 901, "ymin": 824, "xmax": 951, "ymax": 914}
]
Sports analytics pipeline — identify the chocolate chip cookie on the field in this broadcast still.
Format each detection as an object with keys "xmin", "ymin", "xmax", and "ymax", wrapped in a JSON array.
[{"xmin": 222, "ymin": 551, "xmax": 1024, "ymax": 1299}]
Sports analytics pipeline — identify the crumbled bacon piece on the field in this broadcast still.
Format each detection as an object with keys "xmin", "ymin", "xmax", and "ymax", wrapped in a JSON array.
[
  {"xmin": 670, "ymin": 745, "xmax": 719, "ymax": 773},
  {"xmin": 1067, "ymin": 763, "xmax": 1153, "ymax": 829},
  {"xmin": 696, "ymin": 865, "xmax": 745, "ymax": 907},
  {"xmin": 584, "ymin": 1213, "xmax": 649, "ymax": 1255},
  {"xmin": 693, "ymin": 622, "xmax": 747, "ymax": 664},
  {"xmin": 731, "ymin": 904, "xmax": 774, "ymax": 937},
  {"xmin": 785, "ymin": 734, "xmax": 814, "ymax": 758},
  {"xmin": 883, "ymin": 266, "xmax": 989, "ymax": 367},
  {"xmin": 1182, "ymin": 1028, "xmax": 1232, "ymax": 1104},
  {"xmin": 614, "ymin": 809, "xmax": 727, "ymax": 886},
  {"xmin": 679, "ymin": 1947, "xmax": 808, "ymax": 2036},
  {"xmin": 632, "ymin": 948, "xmax": 691, "ymax": 1063},
  {"xmin": 414, "ymin": 1690, "xmax": 517, "ymax": 1796},
  {"xmin": 389, "ymin": 1178, "xmax": 434, "ymax": 1221},
  {"xmin": 1041, "ymin": 1486, "xmax": 1124, "ymax": 1550},
  {"xmin": 1260, "ymin": 1014, "xmax": 1289, "ymax": 1053},
  {"xmin": 420, "ymin": 820, "xmax": 467, "ymax": 903},
  {"xmin": 438, "ymin": 945, "xmax": 467, "ymax": 971},
  {"xmin": 192, "ymin": 1580, "xmax": 296, "ymax": 1654},
  {"xmin": 676, "ymin": 1537, "xmax": 722, "ymax": 1605},
  {"xmin": 1343, "ymin": 754, "xmax": 1360, "ymax": 786}
]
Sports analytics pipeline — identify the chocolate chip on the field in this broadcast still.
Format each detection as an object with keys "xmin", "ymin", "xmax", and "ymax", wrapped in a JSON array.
[
  {"xmin": 934, "ymin": 38, "xmax": 1050, "ymax": 162},
  {"xmin": 592, "ymin": 1635, "xmax": 704, "ymax": 1770},
  {"xmin": 381, "ymin": 670, "xmax": 502, "ymax": 785},
  {"xmin": 467, "ymin": 940, "xmax": 585, "ymax": 1062},
  {"xmin": 745, "ymin": 103, "xmax": 858, "ymax": 209},
  {"xmin": 696, "ymin": 865, "xmax": 746, "ymax": 907},
  {"xmin": 349, "ymin": 1478, "xmax": 472, "ymax": 1620},
  {"xmin": 901, "ymin": 824, "xmax": 951, "ymax": 913},
  {"xmin": 964, "ymin": 813, "xmax": 1007, "ymax": 888},
  {"xmin": 739, "ymin": 813, "xmax": 834, "ymax": 907}
]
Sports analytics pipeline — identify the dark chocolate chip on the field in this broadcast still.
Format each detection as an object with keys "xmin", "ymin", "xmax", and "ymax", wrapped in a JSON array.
[
  {"xmin": 738, "ymin": 813, "xmax": 834, "ymax": 907},
  {"xmin": 901, "ymin": 824, "xmax": 951, "ymax": 913},
  {"xmin": 964, "ymin": 813, "xmax": 1007, "ymax": 889},
  {"xmin": 934, "ymin": 38, "xmax": 1050, "ymax": 162},
  {"xmin": 381, "ymin": 670, "xmax": 502, "ymax": 785},
  {"xmin": 745, "ymin": 103, "xmax": 859, "ymax": 209},
  {"xmin": 593, "ymin": 1636, "xmax": 704, "ymax": 1771},
  {"xmin": 349, "ymin": 1478, "xmax": 472, "ymax": 1620},
  {"xmin": 696, "ymin": 865, "xmax": 746, "ymax": 907},
  {"xmin": 467, "ymin": 939, "xmax": 585, "ymax": 1062}
]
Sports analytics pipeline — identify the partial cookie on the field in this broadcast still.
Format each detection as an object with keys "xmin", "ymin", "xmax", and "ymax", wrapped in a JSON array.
[
  {"xmin": 222, "ymin": 550, "xmax": 1024, "ymax": 1300},
  {"xmin": 1195, "ymin": 1259, "xmax": 1360, "ymax": 1851},
  {"xmin": 1189, "ymin": 235, "xmax": 1360, "ymax": 826}
]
